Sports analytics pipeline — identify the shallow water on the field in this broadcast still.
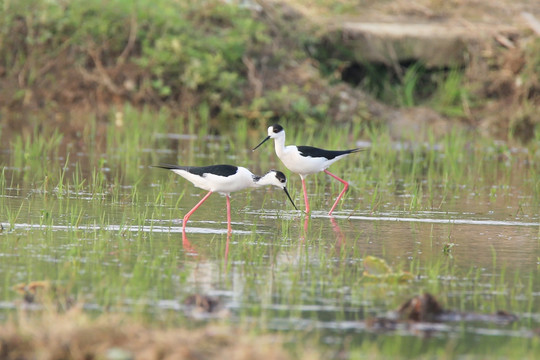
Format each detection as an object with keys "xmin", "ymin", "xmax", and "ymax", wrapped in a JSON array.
[{"xmin": 1, "ymin": 133, "xmax": 539, "ymax": 357}]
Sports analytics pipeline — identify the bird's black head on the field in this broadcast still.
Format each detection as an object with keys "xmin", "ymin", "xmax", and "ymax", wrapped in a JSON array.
[
  {"xmin": 271, "ymin": 124, "xmax": 284, "ymax": 134},
  {"xmin": 253, "ymin": 124, "xmax": 285, "ymax": 151},
  {"xmin": 274, "ymin": 170, "xmax": 287, "ymax": 184},
  {"xmin": 272, "ymin": 170, "xmax": 297, "ymax": 210}
]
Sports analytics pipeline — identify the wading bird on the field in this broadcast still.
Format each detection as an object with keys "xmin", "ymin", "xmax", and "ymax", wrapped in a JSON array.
[
  {"xmin": 154, "ymin": 164, "xmax": 297, "ymax": 232},
  {"xmin": 253, "ymin": 124, "xmax": 361, "ymax": 215}
]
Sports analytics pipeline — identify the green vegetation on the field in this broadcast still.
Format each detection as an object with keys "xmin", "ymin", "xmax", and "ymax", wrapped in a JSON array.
[
  {"xmin": 1, "ymin": 0, "xmax": 327, "ymax": 127},
  {"xmin": 340, "ymin": 62, "xmax": 471, "ymax": 116},
  {"xmin": 1, "ymin": 0, "xmax": 266, "ymax": 112}
]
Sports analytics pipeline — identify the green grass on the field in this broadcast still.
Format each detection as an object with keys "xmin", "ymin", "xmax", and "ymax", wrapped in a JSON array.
[{"xmin": 10, "ymin": 127, "xmax": 64, "ymax": 183}]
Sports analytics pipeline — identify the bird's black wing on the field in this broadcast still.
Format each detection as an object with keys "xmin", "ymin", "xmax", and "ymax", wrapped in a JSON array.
[
  {"xmin": 154, "ymin": 164, "xmax": 238, "ymax": 177},
  {"xmin": 297, "ymin": 146, "xmax": 362, "ymax": 160}
]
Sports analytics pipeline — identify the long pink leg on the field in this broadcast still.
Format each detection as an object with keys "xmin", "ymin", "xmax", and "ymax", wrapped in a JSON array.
[
  {"xmin": 226, "ymin": 195, "xmax": 232, "ymax": 234},
  {"xmin": 301, "ymin": 177, "xmax": 310, "ymax": 213},
  {"xmin": 324, "ymin": 170, "xmax": 349, "ymax": 215},
  {"xmin": 182, "ymin": 191, "xmax": 213, "ymax": 232}
]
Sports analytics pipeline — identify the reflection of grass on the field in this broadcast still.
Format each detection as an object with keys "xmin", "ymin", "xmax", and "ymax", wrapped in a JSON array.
[
  {"xmin": 10, "ymin": 127, "xmax": 63, "ymax": 182},
  {"xmin": 0, "ymin": 168, "xmax": 5, "ymax": 203}
]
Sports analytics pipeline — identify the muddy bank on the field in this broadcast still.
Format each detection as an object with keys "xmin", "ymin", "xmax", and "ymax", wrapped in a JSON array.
[{"xmin": 0, "ymin": 311, "xmax": 299, "ymax": 360}]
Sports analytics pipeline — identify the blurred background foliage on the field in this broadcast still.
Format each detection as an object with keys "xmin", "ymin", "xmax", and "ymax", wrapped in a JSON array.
[{"xmin": 0, "ymin": 0, "xmax": 539, "ymax": 141}]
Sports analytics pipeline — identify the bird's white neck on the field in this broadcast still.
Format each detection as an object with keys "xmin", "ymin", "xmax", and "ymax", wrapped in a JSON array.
[
  {"xmin": 253, "ymin": 172, "xmax": 274, "ymax": 187},
  {"xmin": 273, "ymin": 132, "xmax": 287, "ymax": 157}
]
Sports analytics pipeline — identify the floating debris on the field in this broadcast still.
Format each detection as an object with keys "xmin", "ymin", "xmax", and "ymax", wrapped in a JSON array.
[
  {"xmin": 442, "ymin": 243, "xmax": 456, "ymax": 256},
  {"xmin": 362, "ymin": 255, "xmax": 414, "ymax": 283}
]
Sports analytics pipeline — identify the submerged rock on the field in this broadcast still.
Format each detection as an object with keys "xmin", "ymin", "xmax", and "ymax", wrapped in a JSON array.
[
  {"xmin": 396, "ymin": 292, "xmax": 445, "ymax": 322},
  {"xmin": 183, "ymin": 294, "xmax": 230, "ymax": 319},
  {"xmin": 367, "ymin": 292, "xmax": 518, "ymax": 333}
]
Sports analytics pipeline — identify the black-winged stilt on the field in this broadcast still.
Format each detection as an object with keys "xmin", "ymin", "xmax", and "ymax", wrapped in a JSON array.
[
  {"xmin": 253, "ymin": 124, "xmax": 361, "ymax": 215},
  {"xmin": 154, "ymin": 164, "xmax": 297, "ymax": 232}
]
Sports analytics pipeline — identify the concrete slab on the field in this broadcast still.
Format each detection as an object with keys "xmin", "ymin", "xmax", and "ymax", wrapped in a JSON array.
[{"xmin": 334, "ymin": 22, "xmax": 518, "ymax": 67}]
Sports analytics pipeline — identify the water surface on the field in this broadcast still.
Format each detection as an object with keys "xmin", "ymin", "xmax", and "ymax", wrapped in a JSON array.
[{"xmin": 1, "ymin": 132, "xmax": 539, "ymax": 357}]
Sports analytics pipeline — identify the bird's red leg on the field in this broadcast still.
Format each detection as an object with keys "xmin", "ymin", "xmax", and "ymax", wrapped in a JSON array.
[
  {"xmin": 324, "ymin": 170, "xmax": 349, "ymax": 215},
  {"xmin": 182, "ymin": 191, "xmax": 213, "ymax": 231},
  {"xmin": 301, "ymin": 177, "xmax": 310, "ymax": 214}
]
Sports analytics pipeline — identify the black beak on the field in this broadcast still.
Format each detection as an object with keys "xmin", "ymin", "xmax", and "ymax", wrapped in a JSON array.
[
  {"xmin": 283, "ymin": 186, "xmax": 298, "ymax": 210},
  {"xmin": 252, "ymin": 135, "xmax": 270, "ymax": 151}
]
